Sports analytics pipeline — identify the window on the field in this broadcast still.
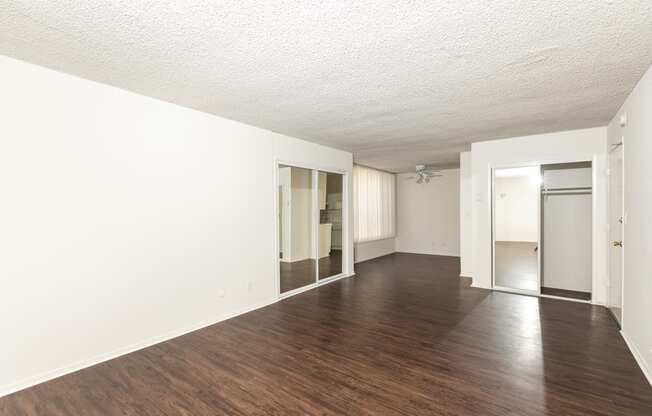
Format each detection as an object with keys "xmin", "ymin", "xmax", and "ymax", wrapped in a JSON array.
[{"xmin": 353, "ymin": 165, "xmax": 396, "ymax": 243}]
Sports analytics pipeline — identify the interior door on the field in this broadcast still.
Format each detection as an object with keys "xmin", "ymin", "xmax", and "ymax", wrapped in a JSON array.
[{"xmin": 608, "ymin": 144, "xmax": 624, "ymax": 325}]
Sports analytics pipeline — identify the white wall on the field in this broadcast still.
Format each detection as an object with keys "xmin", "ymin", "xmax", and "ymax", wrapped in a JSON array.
[
  {"xmin": 470, "ymin": 127, "xmax": 608, "ymax": 305},
  {"xmin": 396, "ymin": 169, "xmax": 460, "ymax": 257},
  {"xmin": 608, "ymin": 64, "xmax": 652, "ymax": 384},
  {"xmin": 459, "ymin": 152, "xmax": 472, "ymax": 276},
  {"xmin": 354, "ymin": 238, "xmax": 395, "ymax": 263},
  {"xmin": 0, "ymin": 55, "xmax": 353, "ymax": 396},
  {"xmin": 494, "ymin": 176, "xmax": 539, "ymax": 242}
]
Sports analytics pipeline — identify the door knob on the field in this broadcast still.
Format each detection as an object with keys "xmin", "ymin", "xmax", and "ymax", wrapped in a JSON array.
[{"xmin": 613, "ymin": 240, "xmax": 623, "ymax": 247}]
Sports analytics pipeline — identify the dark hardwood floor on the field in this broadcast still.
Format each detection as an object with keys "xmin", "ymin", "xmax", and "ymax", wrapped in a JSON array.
[
  {"xmin": 318, "ymin": 249, "xmax": 342, "ymax": 279},
  {"xmin": 279, "ymin": 257, "xmax": 315, "ymax": 293},
  {"xmin": 280, "ymin": 250, "xmax": 343, "ymax": 293},
  {"xmin": 2, "ymin": 253, "xmax": 651, "ymax": 415}
]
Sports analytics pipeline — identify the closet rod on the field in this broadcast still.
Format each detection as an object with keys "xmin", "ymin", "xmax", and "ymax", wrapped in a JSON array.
[
  {"xmin": 542, "ymin": 190, "xmax": 592, "ymax": 195},
  {"xmin": 543, "ymin": 186, "xmax": 592, "ymax": 191}
]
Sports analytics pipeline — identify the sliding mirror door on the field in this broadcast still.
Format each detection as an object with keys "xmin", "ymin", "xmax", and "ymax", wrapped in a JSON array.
[
  {"xmin": 493, "ymin": 166, "xmax": 541, "ymax": 294},
  {"xmin": 279, "ymin": 165, "xmax": 316, "ymax": 294},
  {"xmin": 318, "ymin": 171, "xmax": 343, "ymax": 279}
]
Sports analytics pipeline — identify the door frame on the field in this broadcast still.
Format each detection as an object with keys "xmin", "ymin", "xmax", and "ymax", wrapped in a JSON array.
[{"xmin": 273, "ymin": 159, "xmax": 351, "ymax": 300}]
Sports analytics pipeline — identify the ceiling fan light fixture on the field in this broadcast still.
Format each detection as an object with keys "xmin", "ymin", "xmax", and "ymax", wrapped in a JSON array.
[{"xmin": 410, "ymin": 164, "xmax": 442, "ymax": 184}]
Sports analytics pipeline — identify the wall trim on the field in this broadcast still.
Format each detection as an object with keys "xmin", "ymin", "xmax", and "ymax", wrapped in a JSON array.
[
  {"xmin": 621, "ymin": 330, "xmax": 652, "ymax": 387},
  {"xmin": 395, "ymin": 250, "xmax": 461, "ymax": 258},
  {"xmin": 354, "ymin": 252, "xmax": 397, "ymax": 264},
  {"xmin": 354, "ymin": 252, "xmax": 396, "ymax": 264},
  {"xmin": 354, "ymin": 238, "xmax": 396, "ymax": 264},
  {"xmin": 0, "ymin": 297, "xmax": 278, "ymax": 399},
  {"xmin": 470, "ymin": 282, "xmax": 491, "ymax": 289}
]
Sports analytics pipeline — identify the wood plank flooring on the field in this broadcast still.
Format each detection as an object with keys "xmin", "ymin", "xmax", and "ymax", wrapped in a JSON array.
[
  {"xmin": 279, "ymin": 257, "xmax": 315, "ymax": 293},
  {"xmin": 280, "ymin": 249, "xmax": 343, "ymax": 293},
  {"xmin": 2, "ymin": 253, "xmax": 651, "ymax": 415},
  {"xmin": 495, "ymin": 241, "xmax": 538, "ymax": 291},
  {"xmin": 318, "ymin": 249, "xmax": 342, "ymax": 280}
]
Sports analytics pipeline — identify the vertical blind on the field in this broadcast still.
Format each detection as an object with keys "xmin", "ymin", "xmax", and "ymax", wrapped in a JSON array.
[{"xmin": 353, "ymin": 165, "xmax": 396, "ymax": 243}]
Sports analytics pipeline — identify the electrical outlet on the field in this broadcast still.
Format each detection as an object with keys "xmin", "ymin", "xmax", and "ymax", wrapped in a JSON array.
[{"xmin": 218, "ymin": 288, "xmax": 226, "ymax": 298}]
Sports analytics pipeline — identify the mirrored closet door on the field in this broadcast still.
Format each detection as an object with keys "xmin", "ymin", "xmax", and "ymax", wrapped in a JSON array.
[
  {"xmin": 278, "ymin": 165, "xmax": 346, "ymax": 296},
  {"xmin": 318, "ymin": 171, "xmax": 343, "ymax": 280},
  {"xmin": 492, "ymin": 166, "xmax": 541, "ymax": 294},
  {"xmin": 278, "ymin": 165, "xmax": 316, "ymax": 294}
]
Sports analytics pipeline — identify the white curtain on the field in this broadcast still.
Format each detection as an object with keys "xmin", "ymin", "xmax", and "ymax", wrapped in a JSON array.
[{"xmin": 353, "ymin": 165, "xmax": 396, "ymax": 243}]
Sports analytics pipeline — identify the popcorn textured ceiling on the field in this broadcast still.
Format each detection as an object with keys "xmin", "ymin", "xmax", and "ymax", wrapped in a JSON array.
[{"xmin": 1, "ymin": 1, "xmax": 651, "ymax": 172}]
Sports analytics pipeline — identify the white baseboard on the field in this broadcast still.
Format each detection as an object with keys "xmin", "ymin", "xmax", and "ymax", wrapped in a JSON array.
[
  {"xmin": 620, "ymin": 330, "xmax": 652, "ymax": 387},
  {"xmin": 0, "ymin": 270, "xmax": 359, "ymax": 398},
  {"xmin": 354, "ymin": 251, "xmax": 396, "ymax": 264},
  {"xmin": 0, "ymin": 297, "xmax": 278, "ymax": 398},
  {"xmin": 470, "ymin": 282, "xmax": 491, "ymax": 289},
  {"xmin": 395, "ymin": 249, "xmax": 461, "ymax": 258}
]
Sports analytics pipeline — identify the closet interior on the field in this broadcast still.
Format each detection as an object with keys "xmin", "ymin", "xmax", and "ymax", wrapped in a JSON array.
[{"xmin": 540, "ymin": 162, "xmax": 592, "ymax": 301}]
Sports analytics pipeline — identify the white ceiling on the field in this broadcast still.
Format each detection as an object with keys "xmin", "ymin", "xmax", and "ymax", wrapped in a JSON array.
[{"xmin": 2, "ymin": 1, "xmax": 651, "ymax": 172}]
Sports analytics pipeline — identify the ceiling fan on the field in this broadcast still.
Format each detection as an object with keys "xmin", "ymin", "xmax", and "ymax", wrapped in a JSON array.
[{"xmin": 407, "ymin": 165, "xmax": 442, "ymax": 184}]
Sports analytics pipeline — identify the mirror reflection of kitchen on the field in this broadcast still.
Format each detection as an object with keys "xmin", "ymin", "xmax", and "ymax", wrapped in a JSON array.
[
  {"xmin": 318, "ymin": 171, "xmax": 343, "ymax": 279},
  {"xmin": 278, "ymin": 165, "xmax": 316, "ymax": 293}
]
